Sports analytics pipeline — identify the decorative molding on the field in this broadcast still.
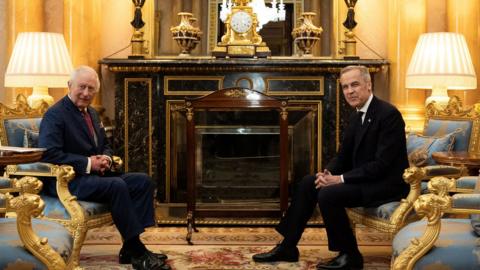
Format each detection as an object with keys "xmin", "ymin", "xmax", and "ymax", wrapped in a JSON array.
[
  {"xmin": 426, "ymin": 96, "xmax": 476, "ymax": 118},
  {"xmin": 224, "ymin": 89, "xmax": 248, "ymax": 98},
  {"xmin": 107, "ymin": 65, "xmax": 383, "ymax": 74}
]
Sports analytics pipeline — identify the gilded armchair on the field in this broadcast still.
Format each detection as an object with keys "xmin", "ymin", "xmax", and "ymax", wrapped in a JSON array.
[
  {"xmin": 346, "ymin": 96, "xmax": 476, "ymax": 236},
  {"xmin": 0, "ymin": 95, "xmax": 113, "ymax": 268},
  {"xmin": 0, "ymin": 165, "xmax": 80, "ymax": 270},
  {"xmin": 392, "ymin": 175, "xmax": 480, "ymax": 270}
]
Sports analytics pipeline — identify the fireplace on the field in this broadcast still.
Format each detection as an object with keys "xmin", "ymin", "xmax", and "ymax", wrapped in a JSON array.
[{"xmin": 100, "ymin": 57, "xmax": 388, "ymax": 224}]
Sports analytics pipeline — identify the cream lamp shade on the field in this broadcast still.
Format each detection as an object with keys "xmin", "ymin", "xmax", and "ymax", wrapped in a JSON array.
[
  {"xmin": 4, "ymin": 32, "xmax": 73, "ymax": 108},
  {"xmin": 405, "ymin": 32, "xmax": 477, "ymax": 106}
]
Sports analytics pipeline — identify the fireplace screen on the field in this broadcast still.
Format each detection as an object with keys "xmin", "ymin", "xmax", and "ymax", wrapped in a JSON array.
[{"xmin": 167, "ymin": 101, "xmax": 320, "ymax": 210}]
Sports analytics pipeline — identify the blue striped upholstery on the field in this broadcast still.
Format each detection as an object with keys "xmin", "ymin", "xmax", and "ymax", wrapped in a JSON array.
[
  {"xmin": 393, "ymin": 219, "xmax": 480, "ymax": 270},
  {"xmin": 424, "ymin": 119, "xmax": 472, "ymax": 152},
  {"xmin": 0, "ymin": 218, "xmax": 73, "ymax": 270}
]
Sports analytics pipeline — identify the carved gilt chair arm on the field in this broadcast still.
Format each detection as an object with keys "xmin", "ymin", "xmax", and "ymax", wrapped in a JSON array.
[
  {"xmin": 393, "ymin": 176, "xmax": 480, "ymax": 270},
  {"xmin": 392, "ymin": 182, "xmax": 452, "ymax": 270},
  {"xmin": 50, "ymin": 165, "xmax": 86, "ymax": 226},
  {"xmin": 8, "ymin": 192, "xmax": 67, "ymax": 270},
  {"xmin": 400, "ymin": 164, "xmax": 465, "ymax": 200},
  {"xmin": 388, "ymin": 167, "xmax": 427, "ymax": 227},
  {"xmin": 0, "ymin": 175, "xmax": 43, "ymax": 195},
  {"xmin": 422, "ymin": 164, "xmax": 467, "ymax": 179}
]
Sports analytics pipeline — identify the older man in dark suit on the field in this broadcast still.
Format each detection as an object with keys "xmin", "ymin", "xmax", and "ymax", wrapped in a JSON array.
[
  {"xmin": 253, "ymin": 65, "xmax": 409, "ymax": 270},
  {"xmin": 38, "ymin": 66, "xmax": 170, "ymax": 270}
]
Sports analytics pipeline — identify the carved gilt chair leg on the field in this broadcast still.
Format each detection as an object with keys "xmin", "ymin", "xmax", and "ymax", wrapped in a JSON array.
[{"xmin": 392, "ymin": 190, "xmax": 451, "ymax": 270}]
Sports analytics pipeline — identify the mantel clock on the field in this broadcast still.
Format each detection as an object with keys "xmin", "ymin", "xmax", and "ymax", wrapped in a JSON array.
[{"xmin": 212, "ymin": 0, "xmax": 271, "ymax": 58}]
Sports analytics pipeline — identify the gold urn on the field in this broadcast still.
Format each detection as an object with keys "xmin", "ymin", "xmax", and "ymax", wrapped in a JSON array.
[
  {"xmin": 170, "ymin": 12, "xmax": 202, "ymax": 57},
  {"xmin": 291, "ymin": 12, "xmax": 323, "ymax": 57}
]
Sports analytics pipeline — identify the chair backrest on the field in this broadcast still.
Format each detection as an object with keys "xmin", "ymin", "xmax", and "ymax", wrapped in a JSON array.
[
  {"xmin": 423, "ymin": 96, "xmax": 480, "ymax": 155},
  {"xmin": 0, "ymin": 95, "xmax": 48, "ymax": 147}
]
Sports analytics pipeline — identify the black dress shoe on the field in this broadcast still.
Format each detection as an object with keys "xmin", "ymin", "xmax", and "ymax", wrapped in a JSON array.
[
  {"xmin": 316, "ymin": 252, "xmax": 363, "ymax": 270},
  {"xmin": 252, "ymin": 244, "xmax": 299, "ymax": 262},
  {"xmin": 131, "ymin": 250, "xmax": 171, "ymax": 270},
  {"xmin": 119, "ymin": 246, "xmax": 168, "ymax": 264}
]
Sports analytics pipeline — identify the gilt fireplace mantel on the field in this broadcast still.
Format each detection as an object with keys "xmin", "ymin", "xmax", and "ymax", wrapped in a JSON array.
[{"xmin": 100, "ymin": 57, "xmax": 388, "ymax": 224}]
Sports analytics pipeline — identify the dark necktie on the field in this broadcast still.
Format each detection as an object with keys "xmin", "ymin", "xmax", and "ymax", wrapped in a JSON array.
[
  {"xmin": 354, "ymin": 111, "xmax": 365, "ymax": 147},
  {"xmin": 357, "ymin": 111, "xmax": 364, "ymax": 126},
  {"xmin": 82, "ymin": 110, "xmax": 95, "ymax": 137}
]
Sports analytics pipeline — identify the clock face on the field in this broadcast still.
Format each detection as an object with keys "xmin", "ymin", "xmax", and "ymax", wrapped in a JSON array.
[{"xmin": 230, "ymin": 11, "xmax": 253, "ymax": 34}]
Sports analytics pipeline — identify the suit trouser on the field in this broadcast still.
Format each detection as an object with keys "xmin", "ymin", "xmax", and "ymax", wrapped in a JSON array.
[
  {"xmin": 68, "ymin": 172, "xmax": 156, "ymax": 241},
  {"xmin": 276, "ymin": 175, "xmax": 363, "ymax": 254}
]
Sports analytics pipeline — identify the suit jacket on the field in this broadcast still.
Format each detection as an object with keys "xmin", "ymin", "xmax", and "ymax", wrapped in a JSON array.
[
  {"xmin": 38, "ymin": 96, "xmax": 113, "ymax": 176},
  {"xmin": 326, "ymin": 96, "xmax": 409, "ymax": 206}
]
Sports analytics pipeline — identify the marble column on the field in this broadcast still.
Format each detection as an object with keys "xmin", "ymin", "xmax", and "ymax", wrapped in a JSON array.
[{"xmin": 387, "ymin": 0, "xmax": 427, "ymax": 132}]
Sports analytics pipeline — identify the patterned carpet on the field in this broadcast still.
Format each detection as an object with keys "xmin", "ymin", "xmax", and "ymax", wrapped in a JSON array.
[{"xmin": 80, "ymin": 226, "xmax": 392, "ymax": 269}]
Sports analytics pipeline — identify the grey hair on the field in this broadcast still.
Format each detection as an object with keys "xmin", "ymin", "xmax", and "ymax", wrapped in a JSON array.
[
  {"xmin": 340, "ymin": 65, "xmax": 371, "ymax": 83},
  {"xmin": 69, "ymin": 65, "xmax": 100, "ymax": 90}
]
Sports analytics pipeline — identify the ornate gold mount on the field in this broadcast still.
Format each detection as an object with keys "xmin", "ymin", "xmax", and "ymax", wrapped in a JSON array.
[
  {"xmin": 170, "ymin": 12, "xmax": 202, "ymax": 57},
  {"xmin": 212, "ymin": 0, "xmax": 271, "ymax": 58},
  {"xmin": 292, "ymin": 12, "xmax": 323, "ymax": 57}
]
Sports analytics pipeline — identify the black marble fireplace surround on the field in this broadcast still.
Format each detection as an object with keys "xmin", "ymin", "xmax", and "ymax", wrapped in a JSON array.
[{"xmin": 100, "ymin": 57, "xmax": 388, "ymax": 223}]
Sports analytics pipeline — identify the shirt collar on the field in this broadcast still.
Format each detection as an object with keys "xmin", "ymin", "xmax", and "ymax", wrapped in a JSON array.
[
  {"xmin": 357, "ymin": 94, "xmax": 373, "ymax": 114},
  {"xmin": 67, "ymin": 94, "xmax": 88, "ymax": 113}
]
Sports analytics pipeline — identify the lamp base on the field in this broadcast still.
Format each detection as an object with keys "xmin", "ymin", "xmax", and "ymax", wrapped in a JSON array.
[
  {"xmin": 27, "ymin": 86, "xmax": 54, "ymax": 109},
  {"xmin": 425, "ymin": 86, "xmax": 449, "ymax": 107}
]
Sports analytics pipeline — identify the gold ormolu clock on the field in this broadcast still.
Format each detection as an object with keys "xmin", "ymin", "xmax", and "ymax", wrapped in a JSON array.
[{"xmin": 212, "ymin": 0, "xmax": 271, "ymax": 58}]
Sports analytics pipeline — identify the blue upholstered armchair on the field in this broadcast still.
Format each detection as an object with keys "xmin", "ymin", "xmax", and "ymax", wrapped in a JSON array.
[
  {"xmin": 346, "ymin": 96, "xmax": 474, "ymax": 236},
  {"xmin": 0, "ymin": 165, "xmax": 77, "ymax": 270},
  {"xmin": 0, "ymin": 95, "xmax": 113, "ymax": 268},
  {"xmin": 392, "ymin": 175, "xmax": 480, "ymax": 270}
]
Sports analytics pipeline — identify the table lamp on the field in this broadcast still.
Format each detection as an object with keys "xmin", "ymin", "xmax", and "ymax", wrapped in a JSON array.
[
  {"xmin": 405, "ymin": 32, "xmax": 477, "ymax": 106},
  {"xmin": 4, "ymin": 32, "xmax": 73, "ymax": 108}
]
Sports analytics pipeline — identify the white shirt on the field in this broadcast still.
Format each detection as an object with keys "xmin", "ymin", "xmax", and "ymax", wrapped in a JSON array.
[{"xmin": 356, "ymin": 94, "xmax": 373, "ymax": 124}]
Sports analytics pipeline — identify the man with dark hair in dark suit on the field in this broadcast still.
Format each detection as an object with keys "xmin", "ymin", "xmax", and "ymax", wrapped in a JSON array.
[
  {"xmin": 38, "ymin": 65, "xmax": 171, "ymax": 270},
  {"xmin": 253, "ymin": 65, "xmax": 409, "ymax": 270}
]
